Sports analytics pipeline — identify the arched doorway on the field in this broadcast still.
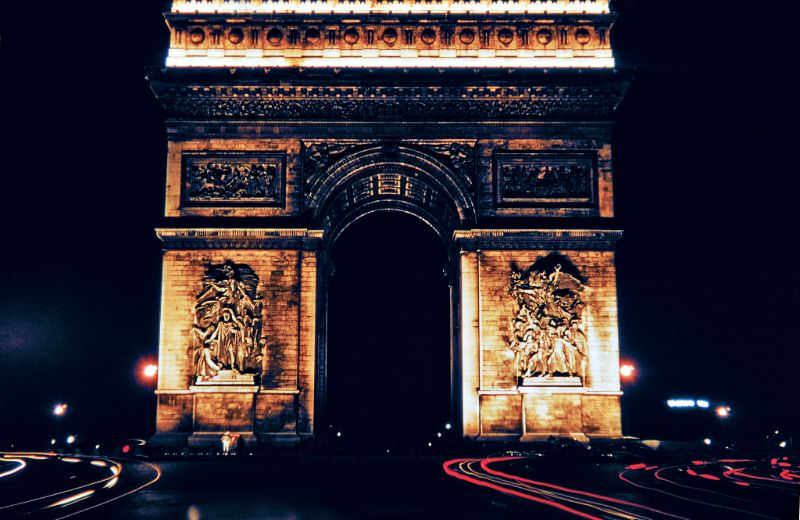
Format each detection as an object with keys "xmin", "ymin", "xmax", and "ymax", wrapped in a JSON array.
[{"xmin": 325, "ymin": 212, "xmax": 452, "ymax": 449}]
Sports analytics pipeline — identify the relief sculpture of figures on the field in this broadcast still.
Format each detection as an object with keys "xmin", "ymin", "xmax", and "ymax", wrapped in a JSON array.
[
  {"xmin": 508, "ymin": 263, "xmax": 588, "ymax": 384},
  {"xmin": 187, "ymin": 160, "xmax": 279, "ymax": 202},
  {"xmin": 191, "ymin": 261, "xmax": 266, "ymax": 382}
]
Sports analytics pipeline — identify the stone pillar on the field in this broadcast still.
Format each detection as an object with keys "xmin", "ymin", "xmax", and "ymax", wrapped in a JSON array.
[
  {"xmin": 459, "ymin": 251, "xmax": 481, "ymax": 438},
  {"xmin": 150, "ymin": 229, "xmax": 322, "ymax": 450}
]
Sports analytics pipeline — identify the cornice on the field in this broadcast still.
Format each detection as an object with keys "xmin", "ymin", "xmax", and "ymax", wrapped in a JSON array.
[
  {"xmin": 156, "ymin": 227, "xmax": 325, "ymax": 250},
  {"xmin": 454, "ymin": 228, "xmax": 623, "ymax": 250}
]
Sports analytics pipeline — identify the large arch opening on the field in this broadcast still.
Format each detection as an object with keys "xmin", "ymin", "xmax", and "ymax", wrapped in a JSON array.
[{"xmin": 325, "ymin": 211, "xmax": 453, "ymax": 450}]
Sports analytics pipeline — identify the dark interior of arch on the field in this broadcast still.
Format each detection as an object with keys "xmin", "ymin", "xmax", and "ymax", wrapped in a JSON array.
[{"xmin": 326, "ymin": 211, "xmax": 452, "ymax": 450}]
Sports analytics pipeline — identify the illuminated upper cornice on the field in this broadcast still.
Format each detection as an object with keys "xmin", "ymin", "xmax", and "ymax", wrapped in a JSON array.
[{"xmin": 171, "ymin": 0, "xmax": 610, "ymax": 15}]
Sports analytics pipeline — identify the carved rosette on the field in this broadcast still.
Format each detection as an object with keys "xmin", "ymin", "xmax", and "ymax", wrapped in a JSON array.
[
  {"xmin": 191, "ymin": 261, "xmax": 266, "ymax": 383},
  {"xmin": 508, "ymin": 264, "xmax": 588, "ymax": 385}
]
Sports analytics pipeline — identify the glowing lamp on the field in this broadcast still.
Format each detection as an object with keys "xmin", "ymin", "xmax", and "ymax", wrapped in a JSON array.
[
  {"xmin": 143, "ymin": 364, "xmax": 158, "ymax": 378},
  {"xmin": 66, "ymin": 435, "xmax": 76, "ymax": 445},
  {"xmin": 53, "ymin": 404, "xmax": 68, "ymax": 416},
  {"xmin": 715, "ymin": 406, "xmax": 731, "ymax": 418},
  {"xmin": 779, "ymin": 441, "xmax": 787, "ymax": 448},
  {"xmin": 619, "ymin": 362, "xmax": 636, "ymax": 381},
  {"xmin": 703, "ymin": 438, "xmax": 711, "ymax": 446}
]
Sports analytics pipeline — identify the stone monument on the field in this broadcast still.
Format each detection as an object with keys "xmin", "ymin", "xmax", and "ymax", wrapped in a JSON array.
[{"xmin": 150, "ymin": 0, "xmax": 628, "ymax": 448}]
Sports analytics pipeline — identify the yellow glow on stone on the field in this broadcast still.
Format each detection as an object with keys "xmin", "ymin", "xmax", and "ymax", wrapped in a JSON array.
[
  {"xmin": 166, "ymin": 55, "xmax": 615, "ymax": 68},
  {"xmin": 171, "ymin": 0, "xmax": 610, "ymax": 15}
]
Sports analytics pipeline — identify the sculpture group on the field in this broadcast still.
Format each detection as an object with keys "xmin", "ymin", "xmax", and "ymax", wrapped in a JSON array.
[
  {"xmin": 187, "ymin": 161, "xmax": 278, "ymax": 202},
  {"xmin": 191, "ymin": 261, "xmax": 265, "ymax": 381},
  {"xmin": 508, "ymin": 263, "xmax": 588, "ymax": 382}
]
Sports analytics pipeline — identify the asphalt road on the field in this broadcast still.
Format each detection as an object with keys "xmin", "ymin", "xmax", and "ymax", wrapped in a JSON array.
[
  {"xmin": 3, "ymin": 453, "xmax": 799, "ymax": 519},
  {"xmin": 0, "ymin": 453, "xmax": 159, "ymax": 519}
]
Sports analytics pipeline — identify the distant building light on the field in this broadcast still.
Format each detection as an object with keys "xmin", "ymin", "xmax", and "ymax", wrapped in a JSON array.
[
  {"xmin": 703, "ymin": 438, "xmax": 712, "ymax": 445},
  {"xmin": 50, "ymin": 439, "xmax": 56, "ymax": 445},
  {"xmin": 696, "ymin": 400, "xmax": 710, "ymax": 408},
  {"xmin": 66, "ymin": 435, "xmax": 76, "ymax": 445},
  {"xmin": 779, "ymin": 441, "xmax": 787, "ymax": 448},
  {"xmin": 715, "ymin": 406, "xmax": 731, "ymax": 418},
  {"xmin": 445, "ymin": 423, "xmax": 452, "ymax": 430},
  {"xmin": 667, "ymin": 399, "xmax": 696, "ymax": 408},
  {"xmin": 336, "ymin": 432, "xmax": 342, "ymax": 438},
  {"xmin": 54, "ymin": 404, "xmax": 68, "ymax": 416}
]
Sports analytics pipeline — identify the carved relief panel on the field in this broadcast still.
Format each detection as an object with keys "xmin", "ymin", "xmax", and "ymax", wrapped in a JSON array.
[
  {"xmin": 182, "ymin": 152, "xmax": 286, "ymax": 208},
  {"xmin": 508, "ymin": 263, "xmax": 588, "ymax": 387},
  {"xmin": 191, "ymin": 261, "xmax": 266, "ymax": 385},
  {"xmin": 493, "ymin": 152, "xmax": 596, "ymax": 208}
]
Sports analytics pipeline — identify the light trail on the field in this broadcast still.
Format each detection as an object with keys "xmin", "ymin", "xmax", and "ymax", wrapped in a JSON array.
[
  {"xmin": 48, "ymin": 490, "xmax": 96, "ymax": 508},
  {"xmin": 54, "ymin": 461, "xmax": 162, "ymax": 520},
  {"xmin": 0, "ymin": 453, "xmax": 123, "ymax": 513},
  {"xmin": 444, "ymin": 457, "xmax": 684, "ymax": 520},
  {"xmin": 480, "ymin": 457, "xmax": 687, "ymax": 520},
  {"xmin": 652, "ymin": 465, "xmax": 777, "ymax": 511},
  {"xmin": 0, "ymin": 458, "xmax": 26, "ymax": 478},
  {"xmin": 444, "ymin": 459, "xmax": 604, "ymax": 520},
  {"xmin": 621, "ymin": 462, "xmax": 784, "ymax": 519}
]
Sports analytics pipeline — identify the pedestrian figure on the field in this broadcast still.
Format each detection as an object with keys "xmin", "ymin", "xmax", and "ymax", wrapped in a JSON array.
[{"xmin": 221, "ymin": 431, "xmax": 232, "ymax": 455}]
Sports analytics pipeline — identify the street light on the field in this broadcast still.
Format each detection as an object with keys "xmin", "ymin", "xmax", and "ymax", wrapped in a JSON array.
[
  {"xmin": 66, "ymin": 435, "xmax": 76, "ymax": 445},
  {"xmin": 620, "ymin": 362, "xmax": 636, "ymax": 382},
  {"xmin": 143, "ymin": 364, "xmax": 158, "ymax": 378},
  {"xmin": 715, "ymin": 405, "xmax": 731, "ymax": 418},
  {"xmin": 53, "ymin": 404, "xmax": 68, "ymax": 416}
]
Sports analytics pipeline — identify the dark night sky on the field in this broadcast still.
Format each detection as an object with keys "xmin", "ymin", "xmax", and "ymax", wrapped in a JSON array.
[{"xmin": 0, "ymin": 1, "xmax": 797, "ymax": 446}]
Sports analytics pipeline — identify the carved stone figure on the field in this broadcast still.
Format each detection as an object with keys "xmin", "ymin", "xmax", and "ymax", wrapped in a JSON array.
[
  {"xmin": 186, "ymin": 160, "xmax": 280, "ymax": 203},
  {"xmin": 192, "ymin": 261, "xmax": 266, "ymax": 382},
  {"xmin": 508, "ymin": 263, "xmax": 587, "ymax": 382},
  {"xmin": 500, "ymin": 161, "xmax": 591, "ymax": 199}
]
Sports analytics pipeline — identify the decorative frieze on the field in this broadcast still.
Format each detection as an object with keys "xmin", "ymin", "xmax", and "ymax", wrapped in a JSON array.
[
  {"xmin": 494, "ymin": 151, "xmax": 595, "ymax": 207},
  {"xmin": 152, "ymin": 83, "xmax": 626, "ymax": 121},
  {"xmin": 182, "ymin": 152, "xmax": 286, "ymax": 207}
]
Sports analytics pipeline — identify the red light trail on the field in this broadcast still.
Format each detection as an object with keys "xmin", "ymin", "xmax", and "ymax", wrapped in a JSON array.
[{"xmin": 444, "ymin": 457, "xmax": 687, "ymax": 520}]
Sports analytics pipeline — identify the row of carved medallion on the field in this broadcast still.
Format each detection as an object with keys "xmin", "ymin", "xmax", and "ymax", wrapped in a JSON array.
[
  {"xmin": 182, "ymin": 146, "xmax": 596, "ymax": 210},
  {"xmin": 169, "ymin": 22, "xmax": 609, "ymax": 51}
]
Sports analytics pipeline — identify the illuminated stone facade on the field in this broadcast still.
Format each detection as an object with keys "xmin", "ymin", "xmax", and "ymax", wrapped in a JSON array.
[{"xmin": 151, "ymin": 0, "xmax": 627, "ymax": 448}]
